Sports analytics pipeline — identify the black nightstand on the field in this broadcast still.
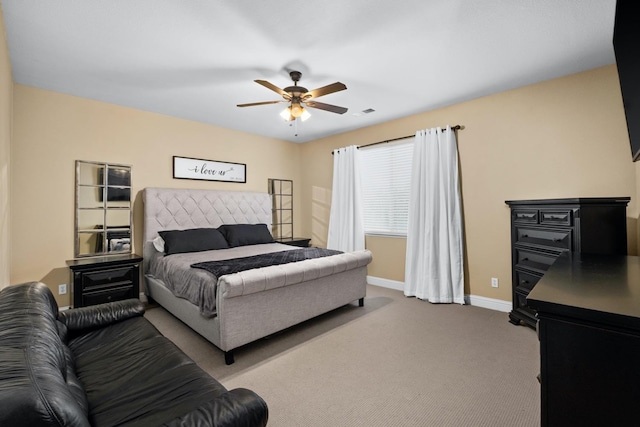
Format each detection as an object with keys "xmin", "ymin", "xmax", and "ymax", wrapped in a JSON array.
[
  {"xmin": 275, "ymin": 237, "xmax": 311, "ymax": 248},
  {"xmin": 67, "ymin": 253, "xmax": 143, "ymax": 308}
]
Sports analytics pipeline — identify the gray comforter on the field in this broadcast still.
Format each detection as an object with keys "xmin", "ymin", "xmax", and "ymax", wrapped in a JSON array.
[{"xmin": 147, "ymin": 243, "xmax": 301, "ymax": 317}]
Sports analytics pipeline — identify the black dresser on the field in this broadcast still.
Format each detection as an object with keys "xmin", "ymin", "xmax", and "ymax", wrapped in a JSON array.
[
  {"xmin": 527, "ymin": 253, "xmax": 640, "ymax": 427},
  {"xmin": 505, "ymin": 197, "xmax": 629, "ymax": 328}
]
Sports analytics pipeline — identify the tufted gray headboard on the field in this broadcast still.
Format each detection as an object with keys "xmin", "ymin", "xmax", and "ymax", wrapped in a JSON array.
[{"xmin": 142, "ymin": 187, "xmax": 272, "ymax": 257}]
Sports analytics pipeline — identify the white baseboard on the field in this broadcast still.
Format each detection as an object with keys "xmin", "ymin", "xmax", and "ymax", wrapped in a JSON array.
[
  {"xmin": 464, "ymin": 294, "xmax": 511, "ymax": 312},
  {"xmin": 59, "ymin": 306, "xmax": 70, "ymax": 311},
  {"xmin": 367, "ymin": 276, "xmax": 404, "ymax": 291},
  {"xmin": 367, "ymin": 276, "xmax": 511, "ymax": 313}
]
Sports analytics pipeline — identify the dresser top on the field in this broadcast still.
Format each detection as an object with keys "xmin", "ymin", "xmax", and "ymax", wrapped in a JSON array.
[
  {"xmin": 505, "ymin": 197, "xmax": 630, "ymax": 206},
  {"xmin": 527, "ymin": 252, "xmax": 640, "ymax": 327}
]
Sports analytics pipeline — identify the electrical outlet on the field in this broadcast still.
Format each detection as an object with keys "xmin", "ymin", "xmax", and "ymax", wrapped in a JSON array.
[
  {"xmin": 58, "ymin": 284, "xmax": 67, "ymax": 295},
  {"xmin": 491, "ymin": 277, "xmax": 499, "ymax": 288}
]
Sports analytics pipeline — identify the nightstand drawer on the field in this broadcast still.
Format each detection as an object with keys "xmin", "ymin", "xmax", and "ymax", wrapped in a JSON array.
[
  {"xmin": 83, "ymin": 285, "xmax": 135, "ymax": 306},
  {"xmin": 515, "ymin": 226, "xmax": 572, "ymax": 251},
  {"xmin": 81, "ymin": 266, "xmax": 135, "ymax": 290}
]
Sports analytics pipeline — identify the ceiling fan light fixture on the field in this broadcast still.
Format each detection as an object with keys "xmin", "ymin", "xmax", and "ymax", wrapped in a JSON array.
[
  {"xmin": 280, "ymin": 107, "xmax": 292, "ymax": 121},
  {"xmin": 290, "ymin": 102, "xmax": 303, "ymax": 117},
  {"xmin": 279, "ymin": 104, "xmax": 311, "ymax": 121}
]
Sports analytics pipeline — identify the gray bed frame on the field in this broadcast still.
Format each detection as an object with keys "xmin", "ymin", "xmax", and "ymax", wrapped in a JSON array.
[{"xmin": 142, "ymin": 187, "xmax": 372, "ymax": 364}]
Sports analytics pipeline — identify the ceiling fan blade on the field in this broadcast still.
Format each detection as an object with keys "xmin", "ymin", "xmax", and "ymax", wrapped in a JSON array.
[
  {"xmin": 304, "ymin": 82, "xmax": 347, "ymax": 99},
  {"xmin": 237, "ymin": 100, "xmax": 285, "ymax": 107},
  {"xmin": 305, "ymin": 100, "xmax": 348, "ymax": 114},
  {"xmin": 255, "ymin": 80, "xmax": 290, "ymax": 98}
]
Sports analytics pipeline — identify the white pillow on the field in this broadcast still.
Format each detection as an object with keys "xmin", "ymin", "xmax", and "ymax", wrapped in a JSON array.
[{"xmin": 152, "ymin": 236, "xmax": 165, "ymax": 253}]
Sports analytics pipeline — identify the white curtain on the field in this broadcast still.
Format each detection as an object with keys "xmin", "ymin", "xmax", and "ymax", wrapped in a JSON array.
[
  {"xmin": 404, "ymin": 126, "xmax": 464, "ymax": 304},
  {"xmin": 327, "ymin": 145, "xmax": 365, "ymax": 252}
]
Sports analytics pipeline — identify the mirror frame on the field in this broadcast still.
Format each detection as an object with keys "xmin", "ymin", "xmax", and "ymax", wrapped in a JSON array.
[
  {"xmin": 268, "ymin": 178, "xmax": 293, "ymax": 240},
  {"xmin": 74, "ymin": 160, "xmax": 133, "ymax": 258}
]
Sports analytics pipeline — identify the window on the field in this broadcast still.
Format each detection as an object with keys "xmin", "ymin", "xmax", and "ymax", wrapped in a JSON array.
[{"xmin": 359, "ymin": 139, "xmax": 413, "ymax": 236}]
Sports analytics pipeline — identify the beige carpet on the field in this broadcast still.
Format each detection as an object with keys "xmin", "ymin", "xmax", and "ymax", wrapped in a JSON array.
[{"xmin": 145, "ymin": 285, "xmax": 540, "ymax": 426}]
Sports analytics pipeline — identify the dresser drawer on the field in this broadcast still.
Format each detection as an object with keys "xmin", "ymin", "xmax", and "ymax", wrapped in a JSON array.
[
  {"xmin": 80, "ymin": 266, "xmax": 135, "ymax": 290},
  {"xmin": 540, "ymin": 209, "xmax": 573, "ymax": 226},
  {"xmin": 515, "ymin": 226, "xmax": 572, "ymax": 251},
  {"xmin": 515, "ymin": 248, "xmax": 560, "ymax": 274},
  {"xmin": 515, "ymin": 269, "xmax": 542, "ymax": 294},
  {"xmin": 514, "ymin": 289, "xmax": 536, "ymax": 316},
  {"xmin": 513, "ymin": 209, "xmax": 539, "ymax": 224},
  {"xmin": 82, "ymin": 285, "xmax": 135, "ymax": 306}
]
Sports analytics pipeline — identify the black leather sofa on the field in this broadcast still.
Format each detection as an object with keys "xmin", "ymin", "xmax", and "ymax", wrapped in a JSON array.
[{"xmin": 0, "ymin": 281, "xmax": 268, "ymax": 426}]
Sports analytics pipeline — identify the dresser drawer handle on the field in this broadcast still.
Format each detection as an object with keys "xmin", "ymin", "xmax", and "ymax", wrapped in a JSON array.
[
  {"xmin": 522, "ymin": 258, "xmax": 529, "ymax": 261},
  {"xmin": 521, "ymin": 280, "xmax": 529, "ymax": 285}
]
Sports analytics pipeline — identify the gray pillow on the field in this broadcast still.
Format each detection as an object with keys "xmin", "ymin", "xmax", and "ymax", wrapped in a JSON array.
[
  {"xmin": 218, "ymin": 224, "xmax": 275, "ymax": 247},
  {"xmin": 158, "ymin": 228, "xmax": 229, "ymax": 255}
]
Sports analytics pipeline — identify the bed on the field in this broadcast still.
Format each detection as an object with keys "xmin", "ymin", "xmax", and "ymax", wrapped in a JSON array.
[{"xmin": 142, "ymin": 187, "xmax": 373, "ymax": 364}]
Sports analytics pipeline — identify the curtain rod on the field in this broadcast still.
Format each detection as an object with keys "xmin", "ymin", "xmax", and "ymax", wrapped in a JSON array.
[{"xmin": 331, "ymin": 125, "xmax": 462, "ymax": 154}]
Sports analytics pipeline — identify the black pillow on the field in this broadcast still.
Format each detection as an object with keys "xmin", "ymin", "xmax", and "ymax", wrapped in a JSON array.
[
  {"xmin": 218, "ymin": 224, "xmax": 275, "ymax": 247},
  {"xmin": 158, "ymin": 228, "xmax": 229, "ymax": 255}
]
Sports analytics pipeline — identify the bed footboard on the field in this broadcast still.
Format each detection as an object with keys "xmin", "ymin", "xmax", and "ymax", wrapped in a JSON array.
[{"xmin": 216, "ymin": 250, "xmax": 372, "ymax": 354}]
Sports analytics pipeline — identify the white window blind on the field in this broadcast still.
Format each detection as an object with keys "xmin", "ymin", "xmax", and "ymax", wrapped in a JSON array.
[{"xmin": 359, "ymin": 139, "xmax": 414, "ymax": 236}]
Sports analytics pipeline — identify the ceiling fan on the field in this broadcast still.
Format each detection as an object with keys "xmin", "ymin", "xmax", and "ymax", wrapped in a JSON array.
[{"xmin": 237, "ymin": 70, "xmax": 348, "ymax": 121}]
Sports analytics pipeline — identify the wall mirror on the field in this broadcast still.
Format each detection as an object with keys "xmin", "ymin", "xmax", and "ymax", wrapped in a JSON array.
[
  {"xmin": 75, "ymin": 160, "xmax": 132, "ymax": 257},
  {"xmin": 268, "ymin": 178, "xmax": 293, "ymax": 240}
]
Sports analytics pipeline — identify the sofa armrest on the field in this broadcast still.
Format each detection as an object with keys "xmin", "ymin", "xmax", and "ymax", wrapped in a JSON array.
[
  {"xmin": 163, "ymin": 388, "xmax": 268, "ymax": 427},
  {"xmin": 58, "ymin": 299, "xmax": 145, "ymax": 331}
]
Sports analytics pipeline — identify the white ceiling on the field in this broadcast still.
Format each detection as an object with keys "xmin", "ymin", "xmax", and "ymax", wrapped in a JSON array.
[{"xmin": 1, "ymin": 0, "xmax": 618, "ymax": 143}]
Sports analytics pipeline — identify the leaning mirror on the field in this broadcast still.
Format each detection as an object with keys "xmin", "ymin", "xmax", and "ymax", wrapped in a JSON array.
[
  {"xmin": 75, "ymin": 160, "xmax": 132, "ymax": 257},
  {"xmin": 268, "ymin": 178, "xmax": 293, "ymax": 240}
]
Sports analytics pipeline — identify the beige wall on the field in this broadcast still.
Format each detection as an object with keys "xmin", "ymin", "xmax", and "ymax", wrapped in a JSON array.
[
  {"xmin": 11, "ymin": 85, "xmax": 302, "ymax": 306},
  {"xmin": 300, "ymin": 65, "xmax": 638, "ymax": 302},
  {"xmin": 0, "ymin": 5, "xmax": 11, "ymax": 289},
  {"xmin": 7, "ymin": 62, "xmax": 640, "ymax": 306}
]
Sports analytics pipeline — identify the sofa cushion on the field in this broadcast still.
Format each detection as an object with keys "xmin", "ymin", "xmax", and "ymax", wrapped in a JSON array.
[{"xmin": 68, "ymin": 316, "xmax": 231, "ymax": 426}]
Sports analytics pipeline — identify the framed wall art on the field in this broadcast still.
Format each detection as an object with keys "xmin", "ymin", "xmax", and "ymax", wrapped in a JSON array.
[{"xmin": 173, "ymin": 156, "xmax": 246, "ymax": 183}]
